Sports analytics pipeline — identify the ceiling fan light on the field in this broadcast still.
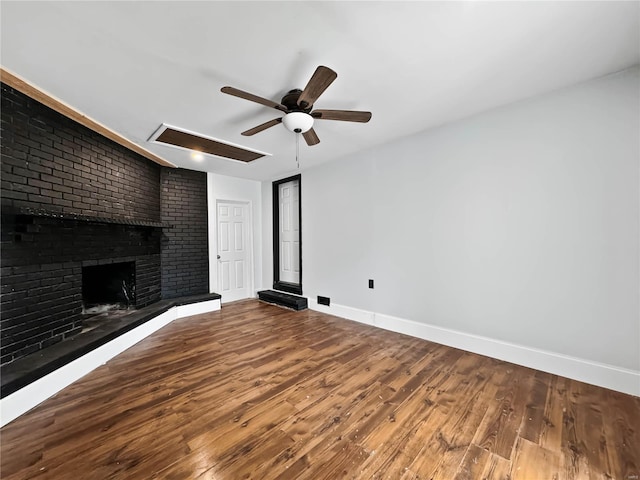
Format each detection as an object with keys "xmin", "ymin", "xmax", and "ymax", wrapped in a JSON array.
[{"xmin": 282, "ymin": 112, "xmax": 314, "ymax": 133}]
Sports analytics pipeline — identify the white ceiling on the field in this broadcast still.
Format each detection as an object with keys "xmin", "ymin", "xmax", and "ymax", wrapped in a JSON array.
[{"xmin": 2, "ymin": 1, "xmax": 638, "ymax": 181}]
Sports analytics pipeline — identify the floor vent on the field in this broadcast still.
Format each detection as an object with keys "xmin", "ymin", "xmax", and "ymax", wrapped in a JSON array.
[{"xmin": 257, "ymin": 290, "xmax": 308, "ymax": 311}]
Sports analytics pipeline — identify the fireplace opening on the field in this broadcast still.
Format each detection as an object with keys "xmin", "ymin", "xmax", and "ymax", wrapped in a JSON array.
[{"xmin": 82, "ymin": 262, "xmax": 136, "ymax": 314}]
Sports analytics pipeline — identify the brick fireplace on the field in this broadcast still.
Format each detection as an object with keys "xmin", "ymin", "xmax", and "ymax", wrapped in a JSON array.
[{"xmin": 1, "ymin": 83, "xmax": 209, "ymax": 366}]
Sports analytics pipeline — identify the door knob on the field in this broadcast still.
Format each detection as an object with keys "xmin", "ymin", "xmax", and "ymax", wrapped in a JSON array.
[{"xmin": 217, "ymin": 255, "xmax": 221, "ymax": 259}]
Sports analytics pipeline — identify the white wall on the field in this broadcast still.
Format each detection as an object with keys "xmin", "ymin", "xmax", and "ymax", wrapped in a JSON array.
[
  {"xmin": 261, "ymin": 178, "xmax": 273, "ymax": 290},
  {"xmin": 264, "ymin": 67, "xmax": 640, "ymax": 392},
  {"xmin": 208, "ymin": 173, "xmax": 263, "ymax": 297}
]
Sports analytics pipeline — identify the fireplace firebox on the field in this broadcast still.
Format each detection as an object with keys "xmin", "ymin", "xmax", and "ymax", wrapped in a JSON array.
[{"xmin": 82, "ymin": 262, "xmax": 136, "ymax": 313}]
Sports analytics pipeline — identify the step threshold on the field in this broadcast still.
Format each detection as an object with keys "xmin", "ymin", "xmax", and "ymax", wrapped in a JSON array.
[{"xmin": 257, "ymin": 290, "xmax": 308, "ymax": 311}]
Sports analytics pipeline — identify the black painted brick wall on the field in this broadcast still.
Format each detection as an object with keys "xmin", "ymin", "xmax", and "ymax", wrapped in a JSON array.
[
  {"xmin": 0, "ymin": 84, "xmax": 163, "ymax": 365},
  {"xmin": 1, "ymin": 83, "xmax": 211, "ymax": 366},
  {"xmin": 1, "ymin": 83, "xmax": 161, "ymax": 221},
  {"xmin": 161, "ymin": 169, "xmax": 209, "ymax": 299}
]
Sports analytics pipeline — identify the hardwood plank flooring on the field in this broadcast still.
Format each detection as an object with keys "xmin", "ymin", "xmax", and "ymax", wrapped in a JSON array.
[{"xmin": 1, "ymin": 299, "xmax": 638, "ymax": 479}]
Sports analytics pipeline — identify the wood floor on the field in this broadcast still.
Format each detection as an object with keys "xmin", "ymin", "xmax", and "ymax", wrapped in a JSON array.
[{"xmin": 1, "ymin": 300, "xmax": 638, "ymax": 479}]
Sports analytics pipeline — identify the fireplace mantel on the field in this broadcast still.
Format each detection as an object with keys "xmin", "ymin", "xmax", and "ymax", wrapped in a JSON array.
[{"xmin": 2, "ymin": 206, "xmax": 170, "ymax": 229}]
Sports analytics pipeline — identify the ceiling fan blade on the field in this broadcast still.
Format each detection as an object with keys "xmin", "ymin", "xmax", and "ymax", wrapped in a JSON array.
[
  {"xmin": 311, "ymin": 109, "xmax": 372, "ymax": 123},
  {"xmin": 297, "ymin": 66, "xmax": 337, "ymax": 109},
  {"xmin": 302, "ymin": 128, "xmax": 320, "ymax": 146},
  {"xmin": 241, "ymin": 117, "xmax": 282, "ymax": 136},
  {"xmin": 221, "ymin": 86, "xmax": 287, "ymax": 112}
]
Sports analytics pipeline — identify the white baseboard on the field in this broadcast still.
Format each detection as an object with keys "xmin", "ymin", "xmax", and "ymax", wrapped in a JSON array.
[
  {"xmin": 0, "ymin": 299, "xmax": 221, "ymax": 428},
  {"xmin": 175, "ymin": 299, "xmax": 221, "ymax": 317},
  {"xmin": 308, "ymin": 299, "xmax": 640, "ymax": 397}
]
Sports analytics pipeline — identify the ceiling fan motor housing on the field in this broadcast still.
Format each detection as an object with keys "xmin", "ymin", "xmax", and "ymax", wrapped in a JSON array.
[{"xmin": 281, "ymin": 89, "xmax": 311, "ymax": 112}]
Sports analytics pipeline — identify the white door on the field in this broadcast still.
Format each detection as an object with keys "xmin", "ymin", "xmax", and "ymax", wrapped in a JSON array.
[
  {"xmin": 217, "ymin": 201, "xmax": 251, "ymax": 303},
  {"xmin": 279, "ymin": 180, "xmax": 300, "ymax": 284}
]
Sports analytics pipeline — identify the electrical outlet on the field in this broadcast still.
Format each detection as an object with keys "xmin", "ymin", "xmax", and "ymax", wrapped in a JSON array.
[{"xmin": 369, "ymin": 279, "xmax": 374, "ymax": 289}]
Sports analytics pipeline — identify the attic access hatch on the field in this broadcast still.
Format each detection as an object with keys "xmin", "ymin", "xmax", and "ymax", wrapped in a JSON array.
[{"xmin": 148, "ymin": 124, "xmax": 271, "ymax": 163}]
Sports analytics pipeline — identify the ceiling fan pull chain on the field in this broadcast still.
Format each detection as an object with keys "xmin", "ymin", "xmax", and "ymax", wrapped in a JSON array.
[{"xmin": 296, "ymin": 133, "xmax": 300, "ymax": 169}]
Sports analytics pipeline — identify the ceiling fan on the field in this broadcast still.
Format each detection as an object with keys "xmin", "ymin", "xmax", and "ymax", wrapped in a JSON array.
[{"xmin": 221, "ymin": 66, "xmax": 372, "ymax": 146}]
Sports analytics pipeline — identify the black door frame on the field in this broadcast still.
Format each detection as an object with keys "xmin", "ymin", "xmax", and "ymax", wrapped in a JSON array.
[{"xmin": 272, "ymin": 174, "xmax": 302, "ymax": 295}]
